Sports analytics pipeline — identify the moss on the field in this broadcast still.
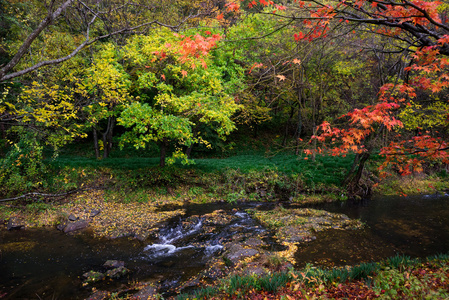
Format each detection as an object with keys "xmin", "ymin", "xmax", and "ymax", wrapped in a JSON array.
[
  {"xmin": 0, "ymin": 241, "xmax": 38, "ymax": 252},
  {"xmin": 375, "ymin": 174, "xmax": 449, "ymax": 195},
  {"xmin": 248, "ymin": 207, "xmax": 363, "ymax": 247}
]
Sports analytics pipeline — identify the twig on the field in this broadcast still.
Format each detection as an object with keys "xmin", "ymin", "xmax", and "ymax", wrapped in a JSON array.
[{"xmin": 0, "ymin": 189, "xmax": 81, "ymax": 203}]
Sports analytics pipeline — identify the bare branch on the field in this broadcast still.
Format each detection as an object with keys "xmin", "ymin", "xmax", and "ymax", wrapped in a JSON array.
[
  {"xmin": 0, "ymin": 0, "xmax": 75, "ymax": 81},
  {"xmin": 0, "ymin": 189, "xmax": 81, "ymax": 203},
  {"xmin": 0, "ymin": 1, "xmax": 214, "ymax": 82},
  {"xmin": 0, "ymin": 18, "xmax": 185, "ymax": 82}
]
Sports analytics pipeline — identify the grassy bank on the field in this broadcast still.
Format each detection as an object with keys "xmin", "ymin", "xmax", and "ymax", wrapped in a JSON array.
[
  {"xmin": 175, "ymin": 254, "xmax": 449, "ymax": 299},
  {"xmin": 1, "ymin": 149, "xmax": 447, "ymax": 236}
]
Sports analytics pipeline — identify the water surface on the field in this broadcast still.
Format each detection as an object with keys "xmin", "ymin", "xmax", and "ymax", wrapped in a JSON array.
[
  {"xmin": 1, "ymin": 194, "xmax": 449, "ymax": 299},
  {"xmin": 294, "ymin": 193, "xmax": 449, "ymax": 267}
]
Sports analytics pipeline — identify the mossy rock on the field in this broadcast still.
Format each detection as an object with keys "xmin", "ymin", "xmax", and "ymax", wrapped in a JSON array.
[
  {"xmin": 82, "ymin": 271, "xmax": 105, "ymax": 284},
  {"xmin": 105, "ymin": 266, "xmax": 130, "ymax": 279}
]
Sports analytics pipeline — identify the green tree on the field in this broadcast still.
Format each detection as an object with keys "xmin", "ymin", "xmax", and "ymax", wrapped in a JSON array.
[
  {"xmin": 111, "ymin": 28, "xmax": 243, "ymax": 166},
  {"xmin": 0, "ymin": 0, "xmax": 218, "ymax": 82}
]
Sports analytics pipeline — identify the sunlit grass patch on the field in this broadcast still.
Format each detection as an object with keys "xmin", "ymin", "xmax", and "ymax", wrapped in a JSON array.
[{"xmin": 375, "ymin": 173, "xmax": 449, "ymax": 195}]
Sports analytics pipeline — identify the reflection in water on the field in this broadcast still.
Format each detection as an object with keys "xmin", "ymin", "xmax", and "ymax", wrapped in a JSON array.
[{"xmin": 295, "ymin": 193, "xmax": 449, "ymax": 267}]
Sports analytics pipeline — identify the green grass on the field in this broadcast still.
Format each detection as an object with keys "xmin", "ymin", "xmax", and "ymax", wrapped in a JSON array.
[
  {"xmin": 175, "ymin": 253, "xmax": 449, "ymax": 299},
  {"xmin": 48, "ymin": 152, "xmax": 355, "ymax": 188}
]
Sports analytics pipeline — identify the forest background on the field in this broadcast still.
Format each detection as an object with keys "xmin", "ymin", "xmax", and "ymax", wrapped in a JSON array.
[
  {"xmin": 0, "ymin": 0, "xmax": 448, "ymax": 203},
  {"xmin": 1, "ymin": 1, "xmax": 449, "ymax": 299}
]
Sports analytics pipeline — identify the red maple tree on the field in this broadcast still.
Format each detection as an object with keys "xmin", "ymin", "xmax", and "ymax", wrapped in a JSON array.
[{"xmin": 226, "ymin": 0, "xmax": 449, "ymax": 194}]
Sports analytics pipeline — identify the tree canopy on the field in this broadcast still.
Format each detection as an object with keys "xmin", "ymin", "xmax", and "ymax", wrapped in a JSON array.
[{"xmin": 1, "ymin": 0, "xmax": 448, "ymax": 196}]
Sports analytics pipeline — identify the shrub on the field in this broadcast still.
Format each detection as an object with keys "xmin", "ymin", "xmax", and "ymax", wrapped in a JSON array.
[{"xmin": 0, "ymin": 131, "xmax": 47, "ymax": 196}]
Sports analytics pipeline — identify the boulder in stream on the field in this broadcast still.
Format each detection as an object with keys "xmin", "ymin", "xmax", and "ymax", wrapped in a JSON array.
[
  {"xmin": 103, "ymin": 260, "xmax": 125, "ymax": 269},
  {"xmin": 68, "ymin": 214, "xmax": 78, "ymax": 221},
  {"xmin": 64, "ymin": 220, "xmax": 89, "ymax": 233},
  {"xmin": 7, "ymin": 218, "xmax": 24, "ymax": 230},
  {"xmin": 225, "ymin": 244, "xmax": 259, "ymax": 263},
  {"xmin": 133, "ymin": 285, "xmax": 158, "ymax": 300},
  {"xmin": 82, "ymin": 271, "xmax": 105, "ymax": 284},
  {"xmin": 105, "ymin": 266, "xmax": 130, "ymax": 279}
]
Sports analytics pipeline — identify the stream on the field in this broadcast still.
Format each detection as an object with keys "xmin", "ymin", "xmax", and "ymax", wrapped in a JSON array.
[
  {"xmin": 1, "ymin": 193, "xmax": 449, "ymax": 299},
  {"xmin": 294, "ymin": 193, "xmax": 449, "ymax": 267}
]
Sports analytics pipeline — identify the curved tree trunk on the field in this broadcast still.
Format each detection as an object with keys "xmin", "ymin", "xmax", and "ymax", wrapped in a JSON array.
[
  {"xmin": 344, "ymin": 152, "xmax": 371, "ymax": 196},
  {"xmin": 185, "ymin": 144, "xmax": 194, "ymax": 159}
]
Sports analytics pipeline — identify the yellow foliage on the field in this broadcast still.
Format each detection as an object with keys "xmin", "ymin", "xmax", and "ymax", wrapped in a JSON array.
[{"xmin": 399, "ymin": 100, "xmax": 449, "ymax": 131}]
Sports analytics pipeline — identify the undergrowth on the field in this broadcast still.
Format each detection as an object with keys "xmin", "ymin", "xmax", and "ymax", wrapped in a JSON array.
[
  {"xmin": 40, "ymin": 152, "xmax": 354, "ymax": 203},
  {"xmin": 174, "ymin": 254, "xmax": 449, "ymax": 299}
]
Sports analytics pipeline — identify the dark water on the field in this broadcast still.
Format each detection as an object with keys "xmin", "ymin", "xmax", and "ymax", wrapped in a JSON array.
[
  {"xmin": 0, "ymin": 203, "xmax": 265, "ymax": 300},
  {"xmin": 1, "ymin": 194, "xmax": 449, "ymax": 299},
  {"xmin": 294, "ymin": 193, "xmax": 449, "ymax": 267},
  {"xmin": 0, "ymin": 230, "xmax": 144, "ymax": 299}
]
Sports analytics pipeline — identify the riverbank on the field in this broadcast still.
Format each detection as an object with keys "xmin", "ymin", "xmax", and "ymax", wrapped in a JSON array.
[
  {"xmin": 0, "ymin": 156, "xmax": 448, "ymax": 299},
  {"xmin": 0, "ymin": 164, "xmax": 447, "ymax": 239},
  {"xmin": 1, "ymin": 190, "xmax": 449, "ymax": 299},
  {"xmin": 175, "ymin": 254, "xmax": 449, "ymax": 299},
  {"xmin": 1, "ymin": 161, "xmax": 446, "ymax": 224}
]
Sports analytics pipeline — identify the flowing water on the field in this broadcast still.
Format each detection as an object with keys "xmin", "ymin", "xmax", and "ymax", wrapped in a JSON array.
[
  {"xmin": 0, "ymin": 203, "xmax": 266, "ymax": 299},
  {"xmin": 1, "ymin": 194, "xmax": 449, "ymax": 299}
]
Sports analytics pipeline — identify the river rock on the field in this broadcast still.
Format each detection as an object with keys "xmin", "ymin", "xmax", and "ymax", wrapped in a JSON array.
[
  {"xmin": 226, "ymin": 244, "xmax": 259, "ymax": 262},
  {"xmin": 203, "ymin": 210, "xmax": 238, "ymax": 226},
  {"xmin": 68, "ymin": 214, "xmax": 78, "ymax": 221},
  {"xmin": 64, "ymin": 220, "xmax": 89, "ymax": 233},
  {"xmin": 7, "ymin": 218, "xmax": 24, "ymax": 230},
  {"xmin": 133, "ymin": 286, "xmax": 158, "ymax": 300},
  {"xmin": 105, "ymin": 266, "xmax": 129, "ymax": 279},
  {"xmin": 82, "ymin": 271, "xmax": 105, "ymax": 283},
  {"xmin": 90, "ymin": 209, "xmax": 101, "ymax": 217},
  {"xmin": 244, "ymin": 237, "xmax": 267, "ymax": 247},
  {"xmin": 103, "ymin": 260, "xmax": 125, "ymax": 269},
  {"xmin": 85, "ymin": 290, "xmax": 109, "ymax": 300}
]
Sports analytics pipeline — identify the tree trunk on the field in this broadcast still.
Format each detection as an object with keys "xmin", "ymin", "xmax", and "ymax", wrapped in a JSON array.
[
  {"xmin": 295, "ymin": 109, "xmax": 302, "ymax": 155},
  {"xmin": 186, "ymin": 144, "xmax": 194, "ymax": 159},
  {"xmin": 159, "ymin": 139, "xmax": 168, "ymax": 167},
  {"xmin": 102, "ymin": 116, "xmax": 115, "ymax": 159},
  {"xmin": 295, "ymin": 88, "xmax": 303, "ymax": 155},
  {"xmin": 282, "ymin": 106, "xmax": 295, "ymax": 147},
  {"xmin": 344, "ymin": 152, "xmax": 371, "ymax": 196},
  {"xmin": 92, "ymin": 127, "xmax": 100, "ymax": 159},
  {"xmin": 253, "ymin": 123, "xmax": 258, "ymax": 138}
]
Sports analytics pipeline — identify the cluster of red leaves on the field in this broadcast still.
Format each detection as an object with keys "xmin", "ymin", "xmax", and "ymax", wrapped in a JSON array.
[
  {"xmin": 409, "ymin": 262, "xmax": 449, "ymax": 292},
  {"xmin": 379, "ymin": 135, "xmax": 449, "ymax": 177},
  {"xmin": 305, "ymin": 101, "xmax": 403, "ymax": 157},
  {"xmin": 308, "ymin": 43, "xmax": 449, "ymax": 175},
  {"xmin": 309, "ymin": 88, "xmax": 448, "ymax": 177},
  {"xmin": 177, "ymin": 33, "xmax": 221, "ymax": 69},
  {"xmin": 408, "ymin": 46, "xmax": 449, "ymax": 93}
]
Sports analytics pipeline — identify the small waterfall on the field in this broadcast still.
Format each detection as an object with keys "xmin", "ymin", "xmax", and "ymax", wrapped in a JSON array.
[
  {"xmin": 142, "ymin": 210, "xmax": 265, "ymax": 261},
  {"xmin": 143, "ymin": 218, "xmax": 203, "ymax": 259}
]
